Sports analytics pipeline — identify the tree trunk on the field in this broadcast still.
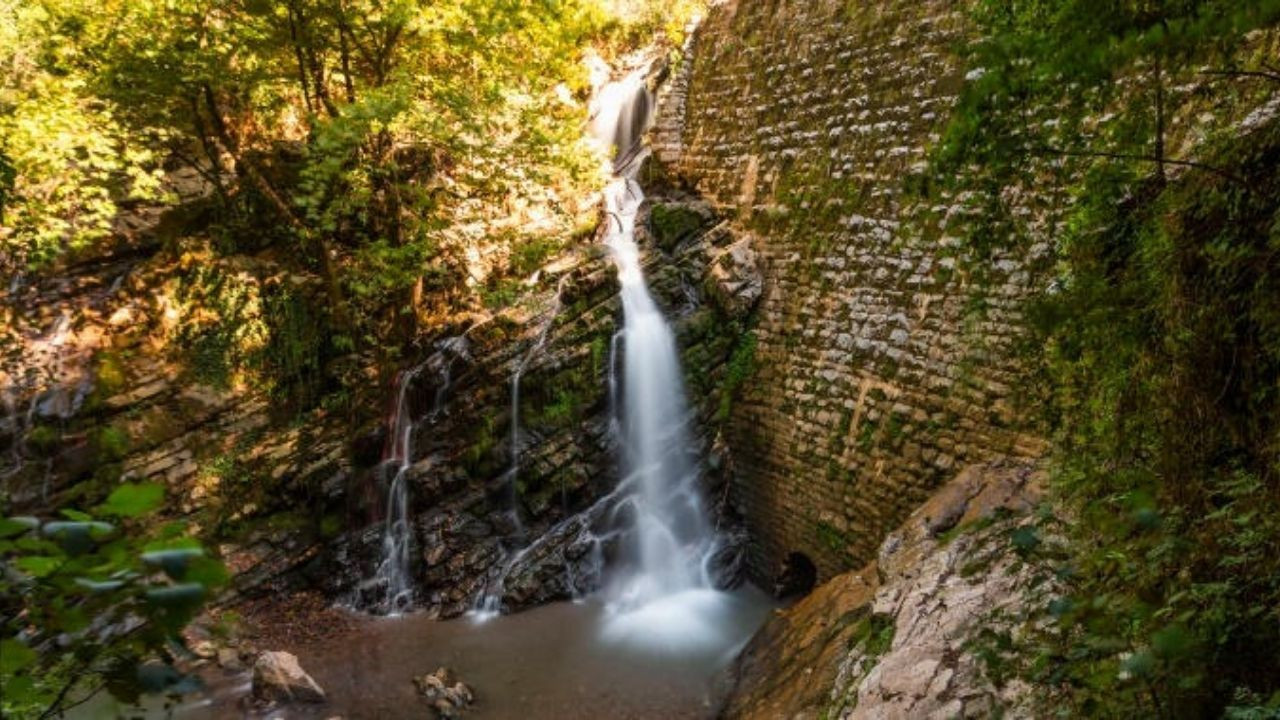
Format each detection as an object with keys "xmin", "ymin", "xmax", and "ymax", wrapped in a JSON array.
[{"xmin": 198, "ymin": 84, "xmax": 353, "ymax": 336}]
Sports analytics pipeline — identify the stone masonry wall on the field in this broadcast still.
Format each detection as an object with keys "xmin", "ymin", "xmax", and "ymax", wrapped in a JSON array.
[{"xmin": 671, "ymin": 0, "xmax": 1047, "ymax": 581}]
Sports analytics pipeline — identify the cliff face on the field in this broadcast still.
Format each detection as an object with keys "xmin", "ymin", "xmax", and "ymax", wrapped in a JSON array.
[
  {"xmin": 321, "ymin": 176, "xmax": 761, "ymax": 616},
  {"xmin": 663, "ymin": 0, "xmax": 1047, "ymax": 582},
  {"xmin": 0, "ymin": 137, "xmax": 761, "ymax": 618}
]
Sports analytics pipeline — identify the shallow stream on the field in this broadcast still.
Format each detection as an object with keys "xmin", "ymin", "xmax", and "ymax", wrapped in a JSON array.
[{"xmin": 83, "ymin": 587, "xmax": 772, "ymax": 719}]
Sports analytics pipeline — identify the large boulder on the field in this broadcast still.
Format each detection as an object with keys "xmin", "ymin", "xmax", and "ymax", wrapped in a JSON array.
[
  {"xmin": 721, "ymin": 460, "xmax": 1049, "ymax": 720},
  {"xmin": 251, "ymin": 650, "xmax": 326, "ymax": 705}
]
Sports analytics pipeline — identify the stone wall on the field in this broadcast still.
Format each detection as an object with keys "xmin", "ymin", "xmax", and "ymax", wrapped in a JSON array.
[{"xmin": 670, "ymin": 0, "xmax": 1046, "ymax": 581}]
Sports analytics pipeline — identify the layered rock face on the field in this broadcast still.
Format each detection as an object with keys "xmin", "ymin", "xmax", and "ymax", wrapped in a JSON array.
[
  {"xmin": 0, "ymin": 171, "xmax": 353, "ymax": 599},
  {"xmin": 664, "ymin": 0, "xmax": 1047, "ymax": 581},
  {"xmin": 721, "ymin": 461, "xmax": 1049, "ymax": 720},
  {"xmin": 322, "ymin": 167, "xmax": 761, "ymax": 616}
]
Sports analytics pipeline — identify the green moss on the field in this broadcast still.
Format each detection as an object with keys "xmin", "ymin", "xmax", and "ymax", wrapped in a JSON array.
[
  {"xmin": 319, "ymin": 513, "xmax": 343, "ymax": 538},
  {"xmin": 93, "ymin": 425, "xmax": 130, "ymax": 462},
  {"xmin": 815, "ymin": 519, "xmax": 851, "ymax": 555},
  {"xmin": 510, "ymin": 235, "xmax": 566, "ymax": 277},
  {"xmin": 463, "ymin": 411, "xmax": 501, "ymax": 475},
  {"xmin": 937, "ymin": 512, "xmax": 1001, "ymax": 546},
  {"xmin": 480, "ymin": 277, "xmax": 523, "ymax": 310},
  {"xmin": 850, "ymin": 611, "xmax": 896, "ymax": 659},
  {"xmin": 717, "ymin": 331, "xmax": 758, "ymax": 423},
  {"xmin": 649, "ymin": 204, "xmax": 706, "ymax": 252},
  {"xmin": 826, "ymin": 608, "xmax": 899, "ymax": 718},
  {"xmin": 94, "ymin": 351, "xmax": 127, "ymax": 397},
  {"xmin": 590, "ymin": 335, "xmax": 608, "ymax": 377},
  {"xmin": 25, "ymin": 425, "xmax": 62, "ymax": 456},
  {"xmin": 857, "ymin": 420, "xmax": 876, "ymax": 451}
]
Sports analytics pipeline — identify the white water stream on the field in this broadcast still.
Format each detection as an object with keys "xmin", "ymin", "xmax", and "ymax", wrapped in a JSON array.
[
  {"xmin": 373, "ymin": 364, "xmax": 420, "ymax": 615},
  {"xmin": 591, "ymin": 71, "xmax": 742, "ymax": 653},
  {"xmin": 366, "ymin": 338, "xmax": 465, "ymax": 615}
]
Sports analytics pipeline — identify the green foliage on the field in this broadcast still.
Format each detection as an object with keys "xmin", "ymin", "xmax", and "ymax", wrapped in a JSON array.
[
  {"xmin": 850, "ymin": 611, "xmax": 896, "ymax": 660},
  {"xmin": 717, "ymin": 330, "xmax": 757, "ymax": 422},
  {"xmin": 509, "ymin": 235, "xmax": 566, "ymax": 278},
  {"xmin": 0, "ymin": 483, "xmax": 225, "ymax": 717},
  {"xmin": 254, "ymin": 283, "xmax": 332, "ymax": 413},
  {"xmin": 596, "ymin": 0, "xmax": 705, "ymax": 52},
  {"xmin": 0, "ymin": 0, "xmax": 168, "ymax": 272},
  {"xmin": 933, "ymin": 1, "xmax": 1280, "ymax": 716}
]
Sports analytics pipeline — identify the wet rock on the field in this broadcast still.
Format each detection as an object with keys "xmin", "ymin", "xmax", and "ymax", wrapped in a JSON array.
[
  {"xmin": 706, "ymin": 524, "xmax": 750, "ymax": 590},
  {"xmin": 648, "ymin": 201, "xmax": 714, "ymax": 252},
  {"xmin": 351, "ymin": 425, "xmax": 387, "ymax": 468},
  {"xmin": 414, "ymin": 667, "xmax": 474, "ymax": 718},
  {"xmin": 190, "ymin": 640, "xmax": 217, "ymax": 659},
  {"xmin": 252, "ymin": 650, "xmax": 326, "ymax": 704},
  {"xmin": 53, "ymin": 439, "xmax": 98, "ymax": 481},
  {"xmin": 216, "ymin": 647, "xmax": 245, "ymax": 671}
]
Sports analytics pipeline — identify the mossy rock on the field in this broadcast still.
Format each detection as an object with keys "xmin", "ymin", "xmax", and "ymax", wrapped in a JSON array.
[
  {"xmin": 649, "ymin": 203, "xmax": 709, "ymax": 253},
  {"xmin": 25, "ymin": 425, "xmax": 63, "ymax": 457},
  {"xmin": 93, "ymin": 425, "xmax": 131, "ymax": 462}
]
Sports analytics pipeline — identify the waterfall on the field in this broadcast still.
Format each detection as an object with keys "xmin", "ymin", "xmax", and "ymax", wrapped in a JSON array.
[
  {"xmin": 372, "ymin": 364, "xmax": 421, "ymax": 615},
  {"xmin": 366, "ymin": 337, "xmax": 466, "ymax": 615},
  {"xmin": 593, "ymin": 71, "xmax": 733, "ymax": 650},
  {"xmin": 505, "ymin": 275, "xmax": 571, "ymax": 538},
  {"xmin": 468, "ymin": 70, "xmax": 750, "ymax": 650}
]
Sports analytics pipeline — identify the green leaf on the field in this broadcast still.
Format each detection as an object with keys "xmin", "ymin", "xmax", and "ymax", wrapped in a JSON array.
[
  {"xmin": 99, "ymin": 483, "xmax": 165, "ymax": 518},
  {"xmin": 0, "ymin": 639, "xmax": 38, "ymax": 673},
  {"xmin": 145, "ymin": 583, "xmax": 206, "ymax": 606},
  {"xmin": 184, "ymin": 556, "xmax": 230, "ymax": 589},
  {"xmin": 15, "ymin": 555, "xmax": 61, "ymax": 578},
  {"xmin": 0, "ymin": 516, "xmax": 39, "ymax": 538},
  {"xmin": 141, "ymin": 548, "xmax": 204, "ymax": 581}
]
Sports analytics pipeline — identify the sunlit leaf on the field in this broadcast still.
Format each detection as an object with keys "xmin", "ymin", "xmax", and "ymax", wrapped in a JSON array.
[{"xmin": 99, "ymin": 483, "xmax": 164, "ymax": 518}]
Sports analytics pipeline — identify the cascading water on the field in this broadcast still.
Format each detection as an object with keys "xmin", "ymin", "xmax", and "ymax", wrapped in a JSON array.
[
  {"xmin": 371, "ymin": 364, "xmax": 421, "ymax": 615},
  {"xmin": 592, "ymin": 70, "xmax": 741, "ymax": 652},
  {"xmin": 365, "ymin": 337, "xmax": 467, "ymax": 615},
  {"xmin": 503, "ymin": 274, "xmax": 570, "ymax": 539},
  {"xmin": 466, "ymin": 68, "xmax": 763, "ymax": 657}
]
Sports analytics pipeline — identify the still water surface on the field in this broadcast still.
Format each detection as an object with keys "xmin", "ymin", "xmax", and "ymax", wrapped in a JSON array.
[{"xmin": 83, "ymin": 587, "xmax": 773, "ymax": 719}]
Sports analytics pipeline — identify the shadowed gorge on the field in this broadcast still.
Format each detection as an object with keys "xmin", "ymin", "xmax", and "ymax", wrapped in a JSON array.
[{"xmin": 4, "ymin": 0, "xmax": 1280, "ymax": 718}]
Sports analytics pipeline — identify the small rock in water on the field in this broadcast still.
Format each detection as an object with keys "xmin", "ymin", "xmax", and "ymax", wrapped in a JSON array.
[
  {"xmin": 413, "ymin": 667, "xmax": 473, "ymax": 717},
  {"xmin": 252, "ymin": 650, "xmax": 326, "ymax": 704}
]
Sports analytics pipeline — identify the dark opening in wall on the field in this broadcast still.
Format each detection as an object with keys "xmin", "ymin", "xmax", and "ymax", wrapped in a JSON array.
[{"xmin": 772, "ymin": 551, "xmax": 817, "ymax": 600}]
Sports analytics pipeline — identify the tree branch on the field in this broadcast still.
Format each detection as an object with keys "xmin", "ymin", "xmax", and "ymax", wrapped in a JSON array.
[{"xmin": 1030, "ymin": 145, "xmax": 1248, "ymax": 187}]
